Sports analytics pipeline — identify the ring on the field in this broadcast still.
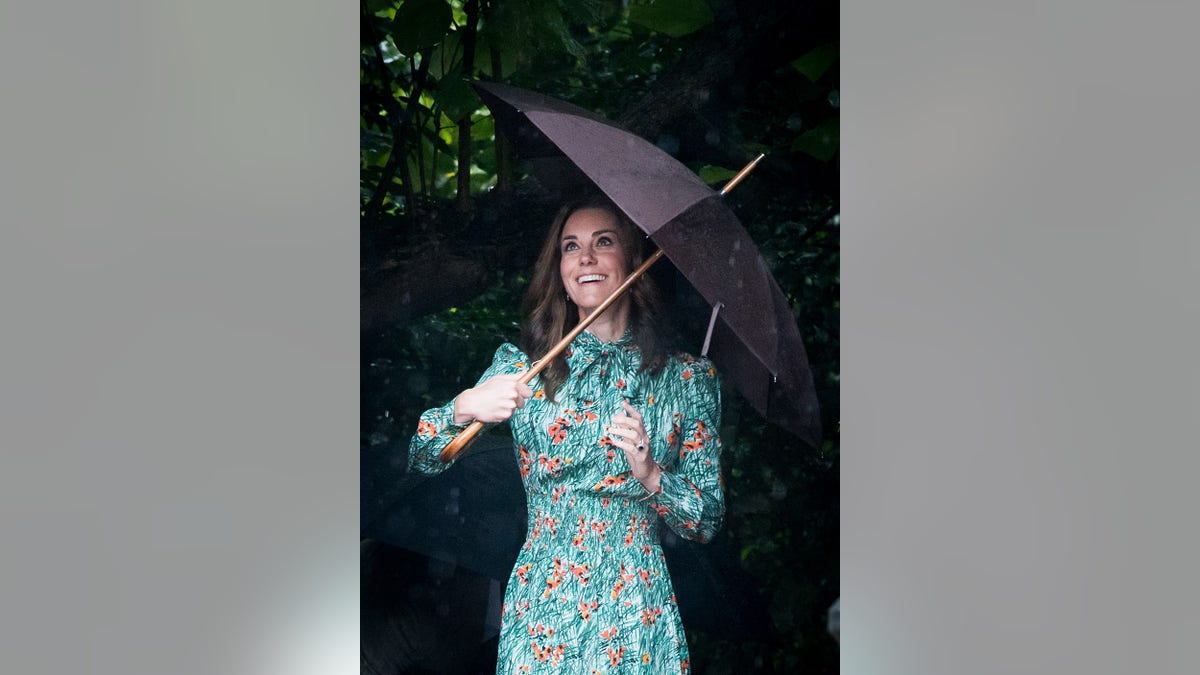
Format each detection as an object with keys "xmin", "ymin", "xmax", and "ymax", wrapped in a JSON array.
[{"xmin": 636, "ymin": 442, "xmax": 646, "ymax": 452}]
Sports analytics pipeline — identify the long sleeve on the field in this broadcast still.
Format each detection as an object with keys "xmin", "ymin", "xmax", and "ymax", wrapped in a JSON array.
[
  {"xmin": 650, "ymin": 357, "xmax": 725, "ymax": 543},
  {"xmin": 406, "ymin": 342, "xmax": 530, "ymax": 476}
]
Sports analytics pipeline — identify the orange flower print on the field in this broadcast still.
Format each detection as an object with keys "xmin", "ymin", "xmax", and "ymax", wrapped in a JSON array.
[
  {"xmin": 681, "ymin": 369, "xmax": 692, "ymax": 380},
  {"xmin": 547, "ymin": 421, "xmax": 567, "ymax": 444},
  {"xmin": 518, "ymin": 445, "xmax": 533, "ymax": 479},
  {"xmin": 416, "ymin": 420, "xmax": 438, "ymax": 438},
  {"xmin": 591, "ymin": 521, "xmax": 609, "ymax": 540},
  {"xmin": 538, "ymin": 455, "xmax": 565, "ymax": 476},
  {"xmin": 533, "ymin": 389, "xmax": 545, "ymax": 400},
  {"xmin": 615, "ymin": 377, "xmax": 627, "ymax": 389},
  {"xmin": 599, "ymin": 626, "xmax": 619, "ymax": 641},
  {"xmin": 570, "ymin": 562, "xmax": 590, "ymax": 584},
  {"xmin": 610, "ymin": 562, "xmax": 635, "ymax": 599},
  {"xmin": 607, "ymin": 646, "xmax": 627, "ymax": 666},
  {"xmin": 531, "ymin": 641, "xmax": 564, "ymax": 665},
  {"xmin": 578, "ymin": 599, "xmax": 599, "ymax": 621},
  {"xmin": 592, "ymin": 474, "xmax": 627, "ymax": 490}
]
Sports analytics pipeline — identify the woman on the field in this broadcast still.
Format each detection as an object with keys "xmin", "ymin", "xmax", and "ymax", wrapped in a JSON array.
[{"xmin": 408, "ymin": 196, "xmax": 724, "ymax": 674}]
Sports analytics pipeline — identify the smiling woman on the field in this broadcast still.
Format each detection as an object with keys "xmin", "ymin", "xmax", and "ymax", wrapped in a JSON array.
[{"xmin": 406, "ymin": 194, "xmax": 726, "ymax": 673}]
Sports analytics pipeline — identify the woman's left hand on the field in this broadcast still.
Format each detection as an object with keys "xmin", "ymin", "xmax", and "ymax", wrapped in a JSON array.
[{"xmin": 608, "ymin": 399, "xmax": 662, "ymax": 493}]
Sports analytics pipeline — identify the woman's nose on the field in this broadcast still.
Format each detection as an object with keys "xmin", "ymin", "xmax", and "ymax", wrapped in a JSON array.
[{"xmin": 580, "ymin": 246, "xmax": 596, "ymax": 263}]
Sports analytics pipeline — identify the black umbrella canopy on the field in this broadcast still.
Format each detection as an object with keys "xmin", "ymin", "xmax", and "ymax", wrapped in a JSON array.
[{"xmin": 474, "ymin": 81, "xmax": 821, "ymax": 445}]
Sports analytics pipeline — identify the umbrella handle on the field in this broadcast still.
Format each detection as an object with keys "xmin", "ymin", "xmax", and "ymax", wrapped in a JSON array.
[{"xmin": 438, "ymin": 368, "xmax": 539, "ymax": 462}]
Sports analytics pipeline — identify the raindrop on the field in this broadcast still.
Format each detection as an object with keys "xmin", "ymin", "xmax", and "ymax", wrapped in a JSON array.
[{"xmin": 770, "ymin": 481, "xmax": 788, "ymax": 500}]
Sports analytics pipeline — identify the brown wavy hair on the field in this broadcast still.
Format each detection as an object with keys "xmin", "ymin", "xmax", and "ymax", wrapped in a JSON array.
[{"xmin": 519, "ymin": 195, "xmax": 668, "ymax": 401}]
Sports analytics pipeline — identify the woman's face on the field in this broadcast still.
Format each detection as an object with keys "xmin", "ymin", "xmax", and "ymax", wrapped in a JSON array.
[{"xmin": 559, "ymin": 207, "xmax": 630, "ymax": 317}]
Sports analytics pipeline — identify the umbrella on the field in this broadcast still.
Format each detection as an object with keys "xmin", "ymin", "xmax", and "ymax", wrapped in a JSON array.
[
  {"xmin": 362, "ymin": 435, "xmax": 774, "ymax": 639},
  {"xmin": 469, "ymin": 81, "xmax": 821, "ymax": 447}
]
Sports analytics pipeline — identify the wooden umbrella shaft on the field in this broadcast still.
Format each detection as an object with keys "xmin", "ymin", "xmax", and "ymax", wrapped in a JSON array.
[
  {"xmin": 438, "ymin": 250, "xmax": 666, "ymax": 462},
  {"xmin": 438, "ymin": 154, "xmax": 764, "ymax": 462}
]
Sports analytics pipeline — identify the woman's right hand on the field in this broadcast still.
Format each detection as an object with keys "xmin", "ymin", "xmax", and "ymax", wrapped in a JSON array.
[{"xmin": 452, "ymin": 373, "xmax": 533, "ymax": 425}]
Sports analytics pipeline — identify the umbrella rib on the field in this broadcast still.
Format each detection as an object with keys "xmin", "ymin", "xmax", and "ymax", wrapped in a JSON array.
[{"xmin": 700, "ymin": 302, "xmax": 723, "ymax": 357}]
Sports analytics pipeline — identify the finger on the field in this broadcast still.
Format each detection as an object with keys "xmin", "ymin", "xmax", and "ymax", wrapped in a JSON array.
[
  {"xmin": 516, "ymin": 383, "xmax": 533, "ymax": 398},
  {"xmin": 622, "ymin": 399, "xmax": 642, "ymax": 419},
  {"xmin": 605, "ymin": 425, "xmax": 637, "ymax": 443}
]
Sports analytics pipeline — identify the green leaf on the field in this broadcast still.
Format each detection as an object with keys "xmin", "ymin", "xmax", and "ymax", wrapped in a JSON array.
[
  {"xmin": 792, "ymin": 118, "xmax": 839, "ymax": 162},
  {"xmin": 433, "ymin": 76, "xmax": 482, "ymax": 122},
  {"xmin": 427, "ymin": 30, "xmax": 462, "ymax": 80},
  {"xmin": 628, "ymin": 0, "xmax": 714, "ymax": 38},
  {"xmin": 697, "ymin": 165, "xmax": 737, "ymax": 184},
  {"xmin": 790, "ymin": 43, "xmax": 838, "ymax": 82},
  {"xmin": 391, "ymin": 0, "xmax": 452, "ymax": 56},
  {"xmin": 469, "ymin": 114, "xmax": 494, "ymax": 142},
  {"xmin": 365, "ymin": 0, "xmax": 396, "ymax": 15}
]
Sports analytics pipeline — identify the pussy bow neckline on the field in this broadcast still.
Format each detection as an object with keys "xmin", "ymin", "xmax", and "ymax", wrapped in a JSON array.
[{"xmin": 564, "ymin": 329, "xmax": 642, "ymax": 400}]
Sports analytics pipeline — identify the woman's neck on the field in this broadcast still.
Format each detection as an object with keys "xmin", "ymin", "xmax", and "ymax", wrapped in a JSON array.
[{"xmin": 580, "ymin": 302, "xmax": 629, "ymax": 343}]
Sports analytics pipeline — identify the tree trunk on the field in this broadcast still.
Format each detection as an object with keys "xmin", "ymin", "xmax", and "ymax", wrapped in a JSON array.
[{"xmin": 456, "ymin": 0, "xmax": 480, "ymax": 211}]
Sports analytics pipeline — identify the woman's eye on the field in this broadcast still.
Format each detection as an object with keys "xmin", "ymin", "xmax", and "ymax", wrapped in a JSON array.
[
  {"xmin": 562, "ymin": 242, "xmax": 578, "ymax": 252},
  {"xmin": 597, "ymin": 236, "xmax": 613, "ymax": 246}
]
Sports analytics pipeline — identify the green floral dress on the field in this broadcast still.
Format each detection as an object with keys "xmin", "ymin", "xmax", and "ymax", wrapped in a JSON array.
[{"xmin": 408, "ymin": 329, "xmax": 724, "ymax": 674}]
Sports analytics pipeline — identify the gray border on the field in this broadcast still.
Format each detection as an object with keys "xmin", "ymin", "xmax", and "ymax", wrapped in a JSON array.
[
  {"xmin": 1, "ymin": 4, "xmax": 358, "ymax": 674},
  {"xmin": 5, "ymin": 1, "xmax": 1200, "ymax": 673},
  {"xmin": 844, "ymin": 1, "xmax": 1200, "ymax": 673}
]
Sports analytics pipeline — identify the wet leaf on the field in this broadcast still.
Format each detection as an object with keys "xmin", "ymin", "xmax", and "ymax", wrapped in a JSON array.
[
  {"xmin": 433, "ymin": 76, "xmax": 482, "ymax": 122},
  {"xmin": 792, "ymin": 118, "xmax": 839, "ymax": 162},
  {"xmin": 790, "ymin": 43, "xmax": 838, "ymax": 82},
  {"xmin": 628, "ymin": 0, "xmax": 714, "ymax": 38},
  {"xmin": 392, "ymin": 0, "xmax": 452, "ymax": 56},
  {"xmin": 697, "ymin": 164, "xmax": 738, "ymax": 184}
]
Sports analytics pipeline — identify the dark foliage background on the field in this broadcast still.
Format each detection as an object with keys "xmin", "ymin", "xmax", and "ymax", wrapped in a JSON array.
[{"xmin": 361, "ymin": 1, "xmax": 838, "ymax": 672}]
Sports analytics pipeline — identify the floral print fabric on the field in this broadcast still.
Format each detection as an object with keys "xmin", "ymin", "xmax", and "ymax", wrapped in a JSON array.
[{"xmin": 408, "ymin": 329, "xmax": 725, "ymax": 674}]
